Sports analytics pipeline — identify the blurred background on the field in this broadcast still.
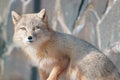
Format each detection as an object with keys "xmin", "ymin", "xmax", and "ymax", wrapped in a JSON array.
[{"xmin": 0, "ymin": 0, "xmax": 120, "ymax": 80}]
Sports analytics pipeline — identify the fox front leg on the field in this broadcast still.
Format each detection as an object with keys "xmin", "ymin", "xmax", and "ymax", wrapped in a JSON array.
[
  {"xmin": 47, "ymin": 57, "xmax": 70, "ymax": 80},
  {"xmin": 39, "ymin": 69, "xmax": 48, "ymax": 80}
]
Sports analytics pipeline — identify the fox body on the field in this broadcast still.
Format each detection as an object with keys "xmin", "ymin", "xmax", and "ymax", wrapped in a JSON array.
[{"xmin": 12, "ymin": 9, "xmax": 120, "ymax": 80}]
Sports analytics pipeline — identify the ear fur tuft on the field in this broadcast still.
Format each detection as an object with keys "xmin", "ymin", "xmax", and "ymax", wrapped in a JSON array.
[
  {"xmin": 11, "ymin": 11, "xmax": 21, "ymax": 25},
  {"xmin": 38, "ymin": 9, "xmax": 47, "ymax": 21}
]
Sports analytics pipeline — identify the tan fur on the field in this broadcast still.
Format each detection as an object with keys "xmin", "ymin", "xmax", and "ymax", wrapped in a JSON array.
[{"xmin": 11, "ymin": 9, "xmax": 120, "ymax": 80}]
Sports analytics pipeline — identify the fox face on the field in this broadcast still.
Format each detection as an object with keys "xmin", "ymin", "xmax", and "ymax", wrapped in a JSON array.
[{"xmin": 12, "ymin": 9, "xmax": 51, "ymax": 47}]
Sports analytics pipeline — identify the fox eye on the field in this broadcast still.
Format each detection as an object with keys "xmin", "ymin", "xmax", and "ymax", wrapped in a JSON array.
[
  {"xmin": 34, "ymin": 26, "xmax": 40, "ymax": 31},
  {"xmin": 32, "ymin": 27, "xmax": 35, "ymax": 31},
  {"xmin": 20, "ymin": 27, "xmax": 26, "ymax": 30},
  {"xmin": 36, "ymin": 26, "xmax": 40, "ymax": 29},
  {"xmin": 33, "ymin": 26, "xmax": 40, "ymax": 31}
]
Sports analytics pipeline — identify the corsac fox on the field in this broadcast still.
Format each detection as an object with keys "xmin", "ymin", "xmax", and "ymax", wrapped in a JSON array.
[{"xmin": 11, "ymin": 9, "xmax": 120, "ymax": 80}]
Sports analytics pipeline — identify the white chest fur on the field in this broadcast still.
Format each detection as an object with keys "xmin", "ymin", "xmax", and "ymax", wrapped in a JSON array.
[
  {"xmin": 24, "ymin": 46, "xmax": 57, "ymax": 73},
  {"xmin": 24, "ymin": 46, "xmax": 39, "ymax": 65},
  {"xmin": 38, "ymin": 58, "xmax": 57, "ymax": 73}
]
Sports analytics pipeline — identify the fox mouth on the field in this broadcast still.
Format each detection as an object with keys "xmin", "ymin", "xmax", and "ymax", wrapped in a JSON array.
[
  {"xmin": 28, "ymin": 39, "xmax": 34, "ymax": 43},
  {"xmin": 28, "ymin": 40, "xmax": 33, "ymax": 43},
  {"xmin": 27, "ymin": 39, "xmax": 36, "ymax": 43},
  {"xmin": 23, "ymin": 40, "xmax": 35, "ymax": 45}
]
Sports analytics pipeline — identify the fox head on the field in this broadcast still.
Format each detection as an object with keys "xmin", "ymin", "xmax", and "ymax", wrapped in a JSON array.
[{"xmin": 11, "ymin": 9, "xmax": 52, "ymax": 47}]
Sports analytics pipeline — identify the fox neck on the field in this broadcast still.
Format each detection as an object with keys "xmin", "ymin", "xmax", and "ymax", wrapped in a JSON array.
[
  {"xmin": 22, "ymin": 45, "xmax": 39, "ymax": 65},
  {"xmin": 22, "ymin": 34, "xmax": 52, "ymax": 65}
]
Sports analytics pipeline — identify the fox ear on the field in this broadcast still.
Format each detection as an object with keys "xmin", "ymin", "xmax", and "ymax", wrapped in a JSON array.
[
  {"xmin": 11, "ymin": 11, "xmax": 21, "ymax": 25},
  {"xmin": 38, "ymin": 9, "xmax": 47, "ymax": 22}
]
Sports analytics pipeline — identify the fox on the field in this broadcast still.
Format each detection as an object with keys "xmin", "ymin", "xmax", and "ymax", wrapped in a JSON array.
[{"xmin": 11, "ymin": 9, "xmax": 120, "ymax": 80}]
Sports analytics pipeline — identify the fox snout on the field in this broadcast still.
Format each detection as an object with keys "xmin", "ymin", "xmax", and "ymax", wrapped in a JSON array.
[
  {"xmin": 28, "ymin": 36, "xmax": 34, "ymax": 42},
  {"xmin": 24, "ymin": 35, "xmax": 36, "ymax": 43}
]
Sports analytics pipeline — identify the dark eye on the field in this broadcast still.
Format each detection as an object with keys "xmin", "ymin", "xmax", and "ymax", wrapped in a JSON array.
[
  {"xmin": 32, "ymin": 27, "xmax": 35, "ymax": 31},
  {"xmin": 36, "ymin": 26, "xmax": 40, "ymax": 29},
  {"xmin": 20, "ymin": 27, "xmax": 26, "ymax": 30}
]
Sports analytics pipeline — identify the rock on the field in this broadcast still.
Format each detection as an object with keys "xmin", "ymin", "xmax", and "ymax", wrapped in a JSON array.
[
  {"xmin": 3, "ymin": 44, "xmax": 31, "ymax": 80},
  {"xmin": 104, "ymin": 41, "xmax": 120, "ymax": 72},
  {"xmin": 74, "ymin": 10, "xmax": 98, "ymax": 48},
  {"xmin": 0, "ymin": 21, "xmax": 5, "ymax": 57},
  {"xmin": 61, "ymin": 0, "xmax": 82, "ymax": 31},
  {"xmin": 0, "ymin": 0, "xmax": 11, "ymax": 16},
  {"xmin": 99, "ymin": 0, "xmax": 120, "ymax": 49},
  {"xmin": 0, "ymin": 38, "xmax": 5, "ymax": 56},
  {"xmin": 91, "ymin": 0, "xmax": 108, "ymax": 17},
  {"xmin": 0, "ymin": 59, "xmax": 2, "ymax": 80}
]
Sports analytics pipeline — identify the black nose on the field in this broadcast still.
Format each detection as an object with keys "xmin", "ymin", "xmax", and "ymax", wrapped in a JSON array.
[{"xmin": 28, "ymin": 36, "xmax": 32, "ymax": 40}]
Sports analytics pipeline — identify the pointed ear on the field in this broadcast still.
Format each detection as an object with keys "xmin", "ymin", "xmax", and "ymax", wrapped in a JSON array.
[
  {"xmin": 38, "ymin": 9, "xmax": 47, "ymax": 22},
  {"xmin": 11, "ymin": 11, "xmax": 21, "ymax": 25}
]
